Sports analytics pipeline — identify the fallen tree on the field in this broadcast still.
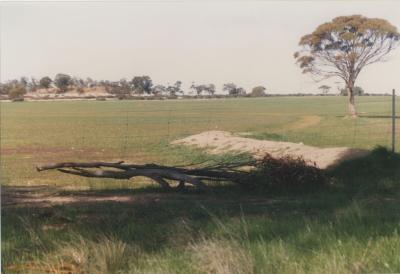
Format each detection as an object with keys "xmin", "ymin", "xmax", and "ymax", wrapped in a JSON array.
[
  {"xmin": 36, "ymin": 154, "xmax": 327, "ymax": 191},
  {"xmin": 36, "ymin": 160, "xmax": 254, "ymax": 190}
]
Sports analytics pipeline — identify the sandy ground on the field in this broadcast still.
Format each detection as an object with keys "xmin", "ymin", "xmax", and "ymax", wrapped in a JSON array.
[{"xmin": 172, "ymin": 130, "xmax": 368, "ymax": 169}]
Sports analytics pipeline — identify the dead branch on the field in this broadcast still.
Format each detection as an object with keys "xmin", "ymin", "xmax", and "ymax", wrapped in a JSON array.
[{"xmin": 36, "ymin": 161, "xmax": 253, "ymax": 190}]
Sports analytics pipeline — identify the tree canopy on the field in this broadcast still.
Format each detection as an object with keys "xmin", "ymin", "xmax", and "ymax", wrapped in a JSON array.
[
  {"xmin": 39, "ymin": 76, "xmax": 52, "ymax": 89},
  {"xmin": 190, "ymin": 83, "xmax": 216, "ymax": 96},
  {"xmin": 294, "ymin": 15, "xmax": 400, "ymax": 116},
  {"xmin": 166, "ymin": 81, "xmax": 183, "ymax": 96},
  {"xmin": 8, "ymin": 84, "xmax": 26, "ymax": 100},
  {"xmin": 54, "ymin": 74, "xmax": 72, "ymax": 92},
  {"xmin": 223, "ymin": 83, "xmax": 246, "ymax": 96},
  {"xmin": 318, "ymin": 85, "xmax": 331, "ymax": 95},
  {"xmin": 251, "ymin": 86, "xmax": 266, "ymax": 97},
  {"xmin": 131, "ymin": 76, "xmax": 153, "ymax": 94}
]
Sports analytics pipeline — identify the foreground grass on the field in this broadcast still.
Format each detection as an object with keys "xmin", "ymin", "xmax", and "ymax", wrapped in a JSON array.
[{"xmin": 2, "ymin": 149, "xmax": 400, "ymax": 273}]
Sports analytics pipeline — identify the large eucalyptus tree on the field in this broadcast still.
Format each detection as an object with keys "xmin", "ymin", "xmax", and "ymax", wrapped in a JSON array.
[{"xmin": 295, "ymin": 15, "xmax": 400, "ymax": 116}]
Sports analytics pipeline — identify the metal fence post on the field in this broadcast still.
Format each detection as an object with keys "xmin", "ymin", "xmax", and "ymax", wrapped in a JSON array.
[{"xmin": 392, "ymin": 89, "xmax": 396, "ymax": 153}]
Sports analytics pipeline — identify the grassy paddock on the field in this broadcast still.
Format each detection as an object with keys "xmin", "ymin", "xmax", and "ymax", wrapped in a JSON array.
[
  {"xmin": 1, "ymin": 96, "xmax": 399, "ymax": 186},
  {"xmin": 2, "ymin": 97, "xmax": 400, "ymax": 273}
]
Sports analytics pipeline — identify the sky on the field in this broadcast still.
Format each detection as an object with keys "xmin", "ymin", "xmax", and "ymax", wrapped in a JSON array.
[{"xmin": 1, "ymin": 1, "xmax": 400, "ymax": 94}]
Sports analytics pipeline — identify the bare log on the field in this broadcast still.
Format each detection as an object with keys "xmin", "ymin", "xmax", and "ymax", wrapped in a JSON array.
[{"xmin": 36, "ymin": 161, "xmax": 253, "ymax": 190}]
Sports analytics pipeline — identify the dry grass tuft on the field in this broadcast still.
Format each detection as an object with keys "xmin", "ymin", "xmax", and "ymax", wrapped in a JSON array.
[
  {"xmin": 42, "ymin": 235, "xmax": 133, "ymax": 274},
  {"xmin": 190, "ymin": 238, "xmax": 253, "ymax": 274}
]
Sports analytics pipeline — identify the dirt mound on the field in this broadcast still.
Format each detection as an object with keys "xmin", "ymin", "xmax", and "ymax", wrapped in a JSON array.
[{"xmin": 172, "ymin": 131, "xmax": 368, "ymax": 169}]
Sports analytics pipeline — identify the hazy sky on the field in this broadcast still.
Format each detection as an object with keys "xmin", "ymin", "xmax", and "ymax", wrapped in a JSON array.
[{"xmin": 1, "ymin": 1, "xmax": 400, "ymax": 94}]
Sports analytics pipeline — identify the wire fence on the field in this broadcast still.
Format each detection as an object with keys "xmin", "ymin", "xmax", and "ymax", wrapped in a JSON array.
[{"xmin": 0, "ymin": 96, "xmax": 399, "ymax": 183}]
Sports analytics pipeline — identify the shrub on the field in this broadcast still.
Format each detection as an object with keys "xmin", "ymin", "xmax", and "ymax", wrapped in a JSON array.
[
  {"xmin": 251, "ymin": 86, "xmax": 266, "ymax": 97},
  {"xmin": 8, "ymin": 85, "xmax": 26, "ymax": 101},
  {"xmin": 245, "ymin": 154, "xmax": 326, "ymax": 189}
]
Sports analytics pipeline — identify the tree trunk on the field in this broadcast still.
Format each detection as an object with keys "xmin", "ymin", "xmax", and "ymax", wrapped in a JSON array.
[{"xmin": 347, "ymin": 86, "xmax": 357, "ymax": 117}]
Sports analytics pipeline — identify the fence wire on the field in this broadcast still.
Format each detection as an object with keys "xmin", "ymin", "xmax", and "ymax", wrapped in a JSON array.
[{"xmin": 1, "ymin": 96, "xmax": 399, "ymax": 182}]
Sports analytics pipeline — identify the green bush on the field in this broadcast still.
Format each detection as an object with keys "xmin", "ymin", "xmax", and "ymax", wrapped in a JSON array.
[{"xmin": 8, "ymin": 85, "xmax": 26, "ymax": 101}]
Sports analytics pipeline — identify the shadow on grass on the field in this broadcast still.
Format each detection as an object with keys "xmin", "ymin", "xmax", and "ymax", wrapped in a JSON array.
[{"xmin": 329, "ymin": 146, "xmax": 400, "ymax": 191}]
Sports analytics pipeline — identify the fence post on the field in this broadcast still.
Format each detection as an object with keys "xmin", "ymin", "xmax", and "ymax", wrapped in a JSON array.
[{"xmin": 392, "ymin": 89, "xmax": 396, "ymax": 153}]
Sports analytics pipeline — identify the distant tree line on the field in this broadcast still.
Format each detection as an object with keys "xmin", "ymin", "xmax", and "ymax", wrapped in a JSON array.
[
  {"xmin": 318, "ymin": 85, "xmax": 365, "ymax": 96},
  {"xmin": 0, "ymin": 73, "xmax": 375, "ymax": 102},
  {"xmin": 0, "ymin": 73, "xmax": 269, "ymax": 101}
]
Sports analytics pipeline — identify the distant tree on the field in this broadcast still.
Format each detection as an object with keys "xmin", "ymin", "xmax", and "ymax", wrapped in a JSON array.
[
  {"xmin": 86, "ymin": 77, "xmax": 95, "ymax": 88},
  {"xmin": 119, "ymin": 78, "xmax": 131, "ymax": 93},
  {"xmin": 78, "ymin": 78, "xmax": 86, "ymax": 88},
  {"xmin": 251, "ymin": 86, "xmax": 266, "ymax": 97},
  {"xmin": 99, "ymin": 80, "xmax": 109, "ymax": 91},
  {"xmin": 318, "ymin": 85, "xmax": 331, "ymax": 95},
  {"xmin": 206, "ymin": 84, "xmax": 216, "ymax": 95},
  {"xmin": 340, "ymin": 86, "xmax": 364, "ymax": 96},
  {"xmin": 223, "ymin": 83, "xmax": 246, "ymax": 96},
  {"xmin": 19, "ymin": 77, "xmax": 28, "ymax": 87},
  {"xmin": 294, "ymin": 15, "xmax": 400, "ymax": 117},
  {"xmin": 39, "ymin": 76, "xmax": 52, "ymax": 89},
  {"xmin": 152, "ymin": 85, "xmax": 167, "ymax": 96},
  {"xmin": 107, "ymin": 81, "xmax": 130, "ymax": 97},
  {"xmin": 237, "ymin": 87, "xmax": 246, "ymax": 95},
  {"xmin": 354, "ymin": 86, "xmax": 365, "ymax": 96},
  {"xmin": 166, "ymin": 81, "xmax": 183, "ymax": 96},
  {"xmin": 0, "ymin": 83, "xmax": 9, "ymax": 95},
  {"xmin": 8, "ymin": 84, "xmax": 26, "ymax": 100},
  {"xmin": 0, "ymin": 81, "xmax": 17, "ymax": 95},
  {"xmin": 54, "ymin": 73, "xmax": 72, "ymax": 92},
  {"xmin": 190, "ymin": 83, "xmax": 204, "ymax": 95},
  {"xmin": 71, "ymin": 77, "xmax": 85, "ymax": 89},
  {"xmin": 25, "ymin": 77, "xmax": 39, "ymax": 92},
  {"xmin": 190, "ymin": 83, "xmax": 216, "ymax": 96},
  {"xmin": 131, "ymin": 76, "xmax": 153, "ymax": 94}
]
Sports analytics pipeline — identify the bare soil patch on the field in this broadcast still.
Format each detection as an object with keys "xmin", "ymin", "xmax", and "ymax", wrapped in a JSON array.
[{"xmin": 172, "ymin": 131, "xmax": 368, "ymax": 169}]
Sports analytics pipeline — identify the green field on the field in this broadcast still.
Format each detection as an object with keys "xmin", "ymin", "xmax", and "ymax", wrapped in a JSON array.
[
  {"xmin": 1, "ymin": 96, "xmax": 398, "ymax": 186},
  {"xmin": 2, "ymin": 97, "xmax": 400, "ymax": 273}
]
